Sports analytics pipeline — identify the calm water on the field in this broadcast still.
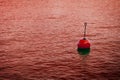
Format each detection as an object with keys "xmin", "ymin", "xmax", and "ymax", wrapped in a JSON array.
[{"xmin": 0, "ymin": 0, "xmax": 120, "ymax": 80}]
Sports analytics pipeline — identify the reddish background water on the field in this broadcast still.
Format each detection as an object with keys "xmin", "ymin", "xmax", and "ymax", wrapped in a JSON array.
[{"xmin": 0, "ymin": 0, "xmax": 120, "ymax": 80}]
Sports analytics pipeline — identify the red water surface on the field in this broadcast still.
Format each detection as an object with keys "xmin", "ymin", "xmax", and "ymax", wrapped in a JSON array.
[{"xmin": 0, "ymin": 0, "xmax": 120, "ymax": 80}]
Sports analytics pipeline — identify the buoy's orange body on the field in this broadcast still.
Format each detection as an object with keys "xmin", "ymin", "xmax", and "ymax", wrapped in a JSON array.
[{"xmin": 78, "ymin": 38, "xmax": 90, "ymax": 49}]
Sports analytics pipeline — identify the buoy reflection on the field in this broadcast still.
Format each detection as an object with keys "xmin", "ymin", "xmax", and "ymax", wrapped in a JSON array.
[{"xmin": 77, "ymin": 48, "xmax": 91, "ymax": 63}]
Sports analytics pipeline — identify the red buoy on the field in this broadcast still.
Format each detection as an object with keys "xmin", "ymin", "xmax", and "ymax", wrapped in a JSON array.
[
  {"xmin": 78, "ymin": 38, "xmax": 90, "ymax": 49},
  {"xmin": 77, "ymin": 22, "xmax": 91, "ymax": 55}
]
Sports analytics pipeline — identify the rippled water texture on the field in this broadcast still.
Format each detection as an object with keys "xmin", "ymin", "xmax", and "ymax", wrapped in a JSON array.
[{"xmin": 0, "ymin": 0, "xmax": 120, "ymax": 80}]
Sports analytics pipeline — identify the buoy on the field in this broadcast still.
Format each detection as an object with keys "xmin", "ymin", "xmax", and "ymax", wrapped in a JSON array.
[
  {"xmin": 78, "ymin": 38, "xmax": 90, "ymax": 49},
  {"xmin": 77, "ymin": 22, "xmax": 91, "ymax": 55}
]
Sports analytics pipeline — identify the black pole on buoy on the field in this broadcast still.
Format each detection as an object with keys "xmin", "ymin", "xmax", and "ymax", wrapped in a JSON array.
[{"xmin": 83, "ymin": 22, "xmax": 87, "ymax": 39}]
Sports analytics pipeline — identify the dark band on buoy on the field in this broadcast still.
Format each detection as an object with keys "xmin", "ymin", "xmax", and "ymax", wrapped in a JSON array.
[{"xmin": 77, "ymin": 48, "xmax": 90, "ymax": 55}]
